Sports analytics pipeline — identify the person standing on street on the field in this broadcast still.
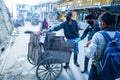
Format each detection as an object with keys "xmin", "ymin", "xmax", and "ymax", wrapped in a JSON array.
[
  {"xmin": 40, "ymin": 18, "xmax": 49, "ymax": 31},
  {"xmin": 46, "ymin": 11, "xmax": 81, "ymax": 69},
  {"xmin": 80, "ymin": 14, "xmax": 101, "ymax": 73},
  {"xmin": 85, "ymin": 12, "xmax": 116, "ymax": 80}
]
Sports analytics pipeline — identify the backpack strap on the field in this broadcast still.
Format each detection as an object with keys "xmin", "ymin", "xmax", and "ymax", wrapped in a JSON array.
[
  {"xmin": 99, "ymin": 31, "xmax": 112, "ymax": 42},
  {"xmin": 114, "ymin": 32, "xmax": 120, "ymax": 39}
]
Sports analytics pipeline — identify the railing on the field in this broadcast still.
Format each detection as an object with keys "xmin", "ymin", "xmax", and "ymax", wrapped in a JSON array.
[
  {"xmin": 110, "ymin": 0, "xmax": 120, "ymax": 31},
  {"xmin": 58, "ymin": 0, "xmax": 113, "ymax": 11},
  {"xmin": 110, "ymin": 0, "xmax": 120, "ymax": 14}
]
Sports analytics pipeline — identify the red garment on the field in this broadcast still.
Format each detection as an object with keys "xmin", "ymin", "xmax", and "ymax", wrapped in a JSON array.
[{"xmin": 41, "ymin": 21, "xmax": 48, "ymax": 30}]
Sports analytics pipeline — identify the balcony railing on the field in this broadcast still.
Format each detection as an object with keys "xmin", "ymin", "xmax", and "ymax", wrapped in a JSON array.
[{"xmin": 58, "ymin": 0, "xmax": 112, "ymax": 11}]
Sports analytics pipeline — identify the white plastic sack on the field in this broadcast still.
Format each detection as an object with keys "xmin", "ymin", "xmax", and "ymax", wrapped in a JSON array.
[{"xmin": 40, "ymin": 35, "xmax": 45, "ymax": 44}]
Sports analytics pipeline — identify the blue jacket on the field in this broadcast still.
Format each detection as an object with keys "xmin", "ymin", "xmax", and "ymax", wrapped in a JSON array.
[{"xmin": 52, "ymin": 20, "xmax": 79, "ymax": 39}]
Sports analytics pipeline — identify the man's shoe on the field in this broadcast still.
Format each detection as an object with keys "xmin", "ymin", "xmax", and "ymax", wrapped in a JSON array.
[
  {"xmin": 64, "ymin": 63, "xmax": 69, "ymax": 69},
  {"xmin": 81, "ymin": 69, "xmax": 88, "ymax": 74},
  {"xmin": 74, "ymin": 54, "xmax": 80, "ymax": 67},
  {"xmin": 74, "ymin": 62, "xmax": 80, "ymax": 67},
  {"xmin": 64, "ymin": 65, "xmax": 69, "ymax": 69}
]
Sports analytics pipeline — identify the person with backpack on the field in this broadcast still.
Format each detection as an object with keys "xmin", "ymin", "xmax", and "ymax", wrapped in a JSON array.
[
  {"xmin": 46, "ymin": 11, "xmax": 81, "ymax": 69},
  {"xmin": 85, "ymin": 12, "xmax": 120, "ymax": 80},
  {"xmin": 80, "ymin": 14, "xmax": 101, "ymax": 74},
  {"xmin": 41, "ymin": 18, "xmax": 48, "ymax": 31}
]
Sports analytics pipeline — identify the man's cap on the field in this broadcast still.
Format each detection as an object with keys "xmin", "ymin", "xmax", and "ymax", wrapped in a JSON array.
[{"xmin": 65, "ymin": 11, "xmax": 72, "ymax": 17}]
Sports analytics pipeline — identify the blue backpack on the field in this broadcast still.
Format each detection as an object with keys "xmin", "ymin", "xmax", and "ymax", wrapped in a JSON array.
[{"xmin": 98, "ymin": 31, "xmax": 120, "ymax": 80}]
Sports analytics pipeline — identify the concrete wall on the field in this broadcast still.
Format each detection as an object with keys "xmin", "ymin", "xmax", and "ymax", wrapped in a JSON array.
[{"xmin": 0, "ymin": 0, "xmax": 14, "ymax": 53}]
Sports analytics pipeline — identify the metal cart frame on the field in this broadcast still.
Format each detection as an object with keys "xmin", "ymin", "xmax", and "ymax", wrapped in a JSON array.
[{"xmin": 27, "ymin": 32, "xmax": 73, "ymax": 80}]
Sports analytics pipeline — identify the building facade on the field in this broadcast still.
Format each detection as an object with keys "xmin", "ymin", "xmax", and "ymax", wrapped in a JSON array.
[
  {"xmin": 35, "ymin": 0, "xmax": 113, "ymax": 22},
  {"xmin": 54, "ymin": 0, "xmax": 112, "ymax": 21}
]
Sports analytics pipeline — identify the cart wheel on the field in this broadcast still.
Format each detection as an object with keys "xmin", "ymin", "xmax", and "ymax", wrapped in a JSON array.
[{"xmin": 36, "ymin": 57, "xmax": 63, "ymax": 80}]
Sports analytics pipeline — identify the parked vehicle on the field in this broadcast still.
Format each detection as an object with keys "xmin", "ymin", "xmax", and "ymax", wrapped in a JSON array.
[
  {"xmin": 31, "ymin": 15, "xmax": 39, "ymax": 25},
  {"xmin": 26, "ymin": 12, "xmax": 32, "ymax": 21},
  {"xmin": 15, "ymin": 16, "xmax": 25, "ymax": 26}
]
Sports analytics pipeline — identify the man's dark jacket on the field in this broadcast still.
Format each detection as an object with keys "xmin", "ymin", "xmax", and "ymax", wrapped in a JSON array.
[
  {"xmin": 52, "ymin": 20, "xmax": 79, "ymax": 39},
  {"xmin": 81, "ymin": 21, "xmax": 100, "ymax": 41}
]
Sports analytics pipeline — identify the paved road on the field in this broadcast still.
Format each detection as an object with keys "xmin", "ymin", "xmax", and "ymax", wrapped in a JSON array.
[{"xmin": 0, "ymin": 21, "xmax": 91, "ymax": 80}]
